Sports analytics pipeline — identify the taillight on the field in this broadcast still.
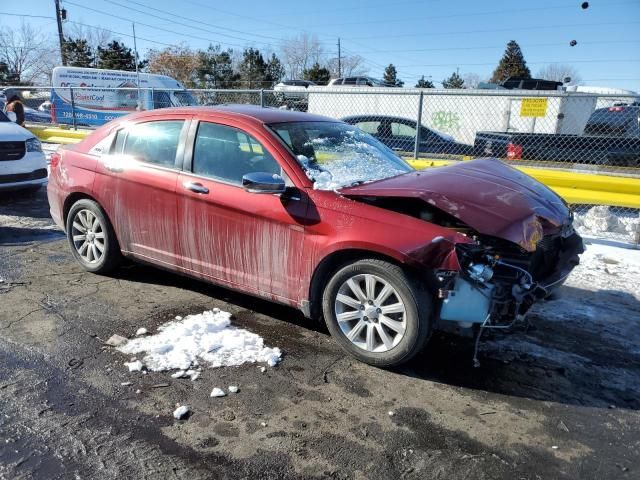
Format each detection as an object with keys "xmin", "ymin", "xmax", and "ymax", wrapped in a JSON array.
[
  {"xmin": 506, "ymin": 143, "xmax": 522, "ymax": 160},
  {"xmin": 50, "ymin": 152, "xmax": 61, "ymax": 169},
  {"xmin": 608, "ymin": 106, "xmax": 625, "ymax": 112}
]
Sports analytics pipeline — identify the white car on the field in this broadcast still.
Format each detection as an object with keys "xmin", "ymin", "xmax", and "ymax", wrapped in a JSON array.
[
  {"xmin": 273, "ymin": 80, "xmax": 316, "ymax": 103},
  {"xmin": 0, "ymin": 111, "xmax": 47, "ymax": 192}
]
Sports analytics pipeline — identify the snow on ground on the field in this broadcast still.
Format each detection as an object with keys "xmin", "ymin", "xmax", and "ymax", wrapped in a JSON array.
[
  {"xmin": 117, "ymin": 309, "xmax": 282, "ymax": 375},
  {"xmin": 565, "ymin": 241, "xmax": 640, "ymax": 298}
]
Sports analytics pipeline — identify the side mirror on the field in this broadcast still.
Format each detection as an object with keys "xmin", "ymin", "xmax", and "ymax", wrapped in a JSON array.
[
  {"xmin": 242, "ymin": 172, "xmax": 286, "ymax": 194},
  {"xmin": 6, "ymin": 111, "xmax": 17, "ymax": 122}
]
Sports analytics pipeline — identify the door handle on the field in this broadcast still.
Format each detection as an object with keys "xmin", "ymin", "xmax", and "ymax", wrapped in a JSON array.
[
  {"xmin": 104, "ymin": 163, "xmax": 124, "ymax": 173},
  {"xmin": 183, "ymin": 181, "xmax": 209, "ymax": 194}
]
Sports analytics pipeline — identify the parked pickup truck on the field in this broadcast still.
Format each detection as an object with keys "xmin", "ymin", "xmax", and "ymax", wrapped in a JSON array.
[{"xmin": 474, "ymin": 103, "xmax": 640, "ymax": 166}]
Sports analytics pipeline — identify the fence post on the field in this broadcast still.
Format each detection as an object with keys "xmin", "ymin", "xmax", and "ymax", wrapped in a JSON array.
[
  {"xmin": 414, "ymin": 91, "xmax": 424, "ymax": 160},
  {"xmin": 69, "ymin": 87, "xmax": 77, "ymax": 130},
  {"xmin": 150, "ymin": 87, "xmax": 154, "ymax": 110},
  {"xmin": 260, "ymin": 89, "xmax": 265, "ymax": 108}
]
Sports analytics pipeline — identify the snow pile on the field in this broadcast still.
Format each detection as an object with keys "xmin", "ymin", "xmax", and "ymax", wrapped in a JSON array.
[
  {"xmin": 574, "ymin": 206, "xmax": 639, "ymax": 239},
  {"xmin": 565, "ymin": 242, "xmax": 640, "ymax": 298},
  {"xmin": 117, "ymin": 309, "xmax": 282, "ymax": 373}
]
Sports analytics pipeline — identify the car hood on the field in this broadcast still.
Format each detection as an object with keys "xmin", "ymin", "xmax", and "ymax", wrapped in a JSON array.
[
  {"xmin": 339, "ymin": 158, "xmax": 570, "ymax": 251},
  {"xmin": 0, "ymin": 121, "xmax": 34, "ymax": 141}
]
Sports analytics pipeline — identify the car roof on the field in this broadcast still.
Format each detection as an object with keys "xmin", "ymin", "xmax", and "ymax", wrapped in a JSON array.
[
  {"xmin": 123, "ymin": 105, "xmax": 337, "ymax": 125},
  {"xmin": 343, "ymin": 115, "xmax": 416, "ymax": 123}
]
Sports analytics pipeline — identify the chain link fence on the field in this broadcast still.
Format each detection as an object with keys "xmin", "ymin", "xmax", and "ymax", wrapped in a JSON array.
[{"xmin": 3, "ymin": 84, "xmax": 639, "ymax": 245}]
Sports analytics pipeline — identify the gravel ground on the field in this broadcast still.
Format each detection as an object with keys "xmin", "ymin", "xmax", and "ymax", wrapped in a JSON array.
[{"xmin": 1, "ymin": 188, "xmax": 639, "ymax": 480}]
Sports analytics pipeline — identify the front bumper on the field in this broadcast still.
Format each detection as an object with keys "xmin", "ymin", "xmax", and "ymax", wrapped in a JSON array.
[{"xmin": 0, "ymin": 151, "xmax": 48, "ymax": 190}]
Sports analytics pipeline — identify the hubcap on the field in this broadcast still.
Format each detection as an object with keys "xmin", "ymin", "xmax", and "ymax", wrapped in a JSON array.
[
  {"xmin": 71, "ymin": 209, "xmax": 105, "ymax": 264},
  {"xmin": 334, "ymin": 273, "xmax": 407, "ymax": 353}
]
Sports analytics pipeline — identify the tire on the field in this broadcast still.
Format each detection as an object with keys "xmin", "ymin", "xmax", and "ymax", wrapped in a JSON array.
[
  {"xmin": 66, "ymin": 199, "xmax": 121, "ymax": 274},
  {"xmin": 322, "ymin": 259, "xmax": 432, "ymax": 367}
]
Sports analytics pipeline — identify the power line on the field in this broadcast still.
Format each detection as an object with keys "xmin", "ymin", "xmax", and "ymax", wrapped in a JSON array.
[
  {"xmin": 344, "ymin": 20, "xmax": 640, "ymax": 41},
  {"xmin": 250, "ymin": 0, "xmax": 638, "ymax": 30}
]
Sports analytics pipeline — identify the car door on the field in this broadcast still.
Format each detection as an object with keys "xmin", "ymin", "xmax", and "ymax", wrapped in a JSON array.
[
  {"xmin": 176, "ymin": 119, "xmax": 308, "ymax": 302},
  {"xmin": 93, "ymin": 117, "xmax": 190, "ymax": 267}
]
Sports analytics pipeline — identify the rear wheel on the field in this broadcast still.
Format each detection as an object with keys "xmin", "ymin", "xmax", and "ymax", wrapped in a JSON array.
[
  {"xmin": 66, "ymin": 199, "xmax": 121, "ymax": 273},
  {"xmin": 322, "ymin": 259, "xmax": 432, "ymax": 367}
]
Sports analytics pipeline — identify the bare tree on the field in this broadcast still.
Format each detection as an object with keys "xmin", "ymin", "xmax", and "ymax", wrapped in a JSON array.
[
  {"xmin": 0, "ymin": 21, "xmax": 57, "ymax": 84},
  {"xmin": 537, "ymin": 64, "xmax": 582, "ymax": 85},
  {"xmin": 327, "ymin": 55, "xmax": 368, "ymax": 78},
  {"xmin": 66, "ymin": 23, "xmax": 112, "ymax": 55},
  {"xmin": 461, "ymin": 72, "xmax": 483, "ymax": 89},
  {"xmin": 280, "ymin": 33, "xmax": 324, "ymax": 79}
]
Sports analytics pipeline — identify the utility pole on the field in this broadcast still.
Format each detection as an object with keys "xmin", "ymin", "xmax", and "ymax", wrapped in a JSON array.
[
  {"xmin": 54, "ymin": 0, "xmax": 66, "ymax": 66},
  {"xmin": 337, "ymin": 38, "xmax": 341, "ymax": 77},
  {"xmin": 132, "ymin": 23, "xmax": 142, "ymax": 110}
]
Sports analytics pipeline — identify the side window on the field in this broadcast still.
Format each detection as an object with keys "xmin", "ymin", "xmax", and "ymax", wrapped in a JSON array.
[
  {"xmin": 391, "ymin": 122, "xmax": 417, "ymax": 139},
  {"xmin": 120, "ymin": 120, "xmax": 184, "ymax": 168},
  {"xmin": 356, "ymin": 78, "xmax": 368, "ymax": 86},
  {"xmin": 355, "ymin": 121, "xmax": 381, "ymax": 135},
  {"xmin": 343, "ymin": 77, "xmax": 357, "ymax": 85},
  {"xmin": 193, "ymin": 122, "xmax": 281, "ymax": 185}
]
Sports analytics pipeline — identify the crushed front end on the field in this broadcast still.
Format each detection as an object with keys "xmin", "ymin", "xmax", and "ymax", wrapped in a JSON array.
[{"xmin": 434, "ymin": 225, "xmax": 584, "ymax": 333}]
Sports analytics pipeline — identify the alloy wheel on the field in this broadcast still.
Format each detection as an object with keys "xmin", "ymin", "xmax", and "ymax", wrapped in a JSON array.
[
  {"xmin": 71, "ymin": 209, "xmax": 105, "ymax": 264},
  {"xmin": 334, "ymin": 273, "xmax": 407, "ymax": 353}
]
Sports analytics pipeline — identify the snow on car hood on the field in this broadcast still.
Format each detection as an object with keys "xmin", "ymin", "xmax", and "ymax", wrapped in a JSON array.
[
  {"xmin": 0, "ymin": 121, "xmax": 35, "ymax": 141},
  {"xmin": 339, "ymin": 158, "xmax": 570, "ymax": 251}
]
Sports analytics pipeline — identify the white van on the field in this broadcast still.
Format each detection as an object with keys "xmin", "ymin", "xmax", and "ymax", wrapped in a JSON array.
[{"xmin": 50, "ymin": 66, "xmax": 197, "ymax": 126}]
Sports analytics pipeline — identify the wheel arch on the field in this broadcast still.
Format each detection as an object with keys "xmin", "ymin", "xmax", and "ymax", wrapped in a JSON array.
[
  {"xmin": 63, "ymin": 193, "xmax": 121, "ymax": 250},
  {"xmin": 307, "ymin": 248, "xmax": 434, "ymax": 321}
]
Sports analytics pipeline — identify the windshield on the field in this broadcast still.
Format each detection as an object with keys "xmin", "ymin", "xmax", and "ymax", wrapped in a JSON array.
[
  {"xmin": 173, "ymin": 90, "xmax": 197, "ymax": 106},
  {"xmin": 269, "ymin": 121, "xmax": 413, "ymax": 190}
]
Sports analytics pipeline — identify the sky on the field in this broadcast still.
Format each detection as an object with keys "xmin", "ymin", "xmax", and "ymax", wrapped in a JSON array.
[{"xmin": 2, "ymin": 0, "xmax": 640, "ymax": 91}]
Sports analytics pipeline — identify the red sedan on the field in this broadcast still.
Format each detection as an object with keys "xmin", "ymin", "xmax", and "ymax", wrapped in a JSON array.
[{"xmin": 47, "ymin": 105, "xmax": 583, "ymax": 367}]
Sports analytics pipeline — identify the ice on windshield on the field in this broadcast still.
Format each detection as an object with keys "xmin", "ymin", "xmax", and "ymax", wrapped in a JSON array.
[{"xmin": 270, "ymin": 122, "xmax": 412, "ymax": 190}]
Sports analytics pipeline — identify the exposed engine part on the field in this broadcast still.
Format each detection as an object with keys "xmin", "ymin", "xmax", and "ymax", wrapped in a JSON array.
[
  {"xmin": 468, "ymin": 263, "xmax": 494, "ymax": 283},
  {"xmin": 440, "ymin": 277, "xmax": 494, "ymax": 324}
]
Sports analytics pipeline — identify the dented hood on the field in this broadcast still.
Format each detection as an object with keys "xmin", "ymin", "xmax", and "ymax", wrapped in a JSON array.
[{"xmin": 340, "ymin": 158, "xmax": 570, "ymax": 251}]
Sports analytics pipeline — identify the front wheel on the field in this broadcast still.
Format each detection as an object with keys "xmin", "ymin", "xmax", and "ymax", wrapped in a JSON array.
[
  {"xmin": 322, "ymin": 259, "xmax": 432, "ymax": 367},
  {"xmin": 66, "ymin": 199, "xmax": 122, "ymax": 274}
]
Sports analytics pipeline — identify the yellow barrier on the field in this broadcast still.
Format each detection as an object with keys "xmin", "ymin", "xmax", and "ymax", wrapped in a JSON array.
[
  {"xmin": 406, "ymin": 158, "xmax": 640, "ymax": 209},
  {"xmin": 27, "ymin": 125, "xmax": 91, "ymax": 145}
]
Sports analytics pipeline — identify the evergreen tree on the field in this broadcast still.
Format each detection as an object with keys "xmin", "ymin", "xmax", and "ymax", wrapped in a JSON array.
[
  {"xmin": 265, "ymin": 53, "xmax": 285, "ymax": 85},
  {"xmin": 96, "ymin": 41, "xmax": 140, "ymax": 71},
  {"xmin": 383, "ymin": 63, "xmax": 404, "ymax": 87},
  {"xmin": 302, "ymin": 62, "xmax": 331, "ymax": 84},
  {"xmin": 442, "ymin": 71, "xmax": 465, "ymax": 89},
  {"xmin": 0, "ymin": 61, "xmax": 20, "ymax": 85},
  {"xmin": 490, "ymin": 40, "xmax": 531, "ymax": 83},
  {"xmin": 415, "ymin": 76, "xmax": 435, "ymax": 88},
  {"xmin": 195, "ymin": 44, "xmax": 237, "ymax": 88},
  {"xmin": 62, "ymin": 38, "xmax": 94, "ymax": 68},
  {"xmin": 238, "ymin": 48, "xmax": 269, "ymax": 88}
]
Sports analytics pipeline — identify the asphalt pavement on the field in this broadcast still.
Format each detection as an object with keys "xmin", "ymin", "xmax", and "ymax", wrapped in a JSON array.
[{"xmin": 1, "ymin": 188, "xmax": 639, "ymax": 479}]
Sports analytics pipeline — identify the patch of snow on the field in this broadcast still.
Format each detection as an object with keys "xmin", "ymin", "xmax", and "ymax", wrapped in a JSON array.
[
  {"xmin": 228, "ymin": 385, "xmax": 239, "ymax": 394},
  {"xmin": 574, "ymin": 206, "xmax": 639, "ymax": 242},
  {"xmin": 117, "ymin": 309, "xmax": 282, "ymax": 375},
  {"xmin": 173, "ymin": 405, "xmax": 190, "ymax": 420},
  {"xmin": 135, "ymin": 327, "xmax": 148, "ymax": 336},
  {"xmin": 210, "ymin": 387, "xmax": 226, "ymax": 398},
  {"xmin": 124, "ymin": 360, "xmax": 143, "ymax": 372}
]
